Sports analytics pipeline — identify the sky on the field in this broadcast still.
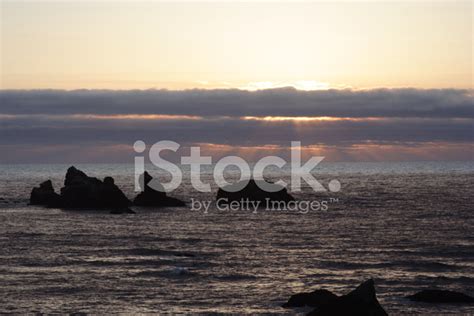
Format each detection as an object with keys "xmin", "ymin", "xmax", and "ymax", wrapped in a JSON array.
[
  {"xmin": 1, "ymin": 1, "xmax": 472, "ymax": 89},
  {"xmin": 0, "ymin": 1, "xmax": 473, "ymax": 163}
]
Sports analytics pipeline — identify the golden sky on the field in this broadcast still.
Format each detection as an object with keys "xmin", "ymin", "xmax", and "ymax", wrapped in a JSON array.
[{"xmin": 1, "ymin": 0, "xmax": 472, "ymax": 90}]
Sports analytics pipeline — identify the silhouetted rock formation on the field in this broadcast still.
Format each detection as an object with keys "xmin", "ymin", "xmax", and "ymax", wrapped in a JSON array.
[
  {"xmin": 216, "ymin": 179, "xmax": 294, "ymax": 206},
  {"xmin": 133, "ymin": 171, "xmax": 185, "ymax": 207},
  {"xmin": 407, "ymin": 289, "xmax": 474, "ymax": 304},
  {"xmin": 283, "ymin": 279, "xmax": 387, "ymax": 316},
  {"xmin": 60, "ymin": 166, "xmax": 131, "ymax": 209},
  {"xmin": 282, "ymin": 289, "xmax": 338, "ymax": 308},
  {"xmin": 29, "ymin": 180, "xmax": 62, "ymax": 207}
]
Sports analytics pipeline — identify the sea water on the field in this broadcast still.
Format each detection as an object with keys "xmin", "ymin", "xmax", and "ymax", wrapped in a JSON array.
[{"xmin": 0, "ymin": 162, "xmax": 473, "ymax": 314}]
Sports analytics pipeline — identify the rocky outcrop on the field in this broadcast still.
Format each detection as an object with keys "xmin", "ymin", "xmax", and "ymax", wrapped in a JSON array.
[
  {"xmin": 407, "ymin": 289, "xmax": 474, "ymax": 304},
  {"xmin": 216, "ymin": 179, "xmax": 294, "ymax": 206},
  {"xmin": 133, "ymin": 171, "xmax": 185, "ymax": 207},
  {"xmin": 29, "ymin": 180, "xmax": 62, "ymax": 207},
  {"xmin": 312, "ymin": 279, "xmax": 388, "ymax": 316},
  {"xmin": 59, "ymin": 166, "xmax": 131, "ymax": 209},
  {"xmin": 282, "ymin": 289, "xmax": 338, "ymax": 308},
  {"xmin": 29, "ymin": 167, "xmax": 185, "ymax": 211},
  {"xmin": 283, "ymin": 279, "xmax": 387, "ymax": 316}
]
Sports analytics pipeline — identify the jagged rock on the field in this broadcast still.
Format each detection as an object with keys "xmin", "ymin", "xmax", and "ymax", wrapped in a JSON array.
[
  {"xmin": 29, "ymin": 180, "xmax": 62, "ymax": 207},
  {"xmin": 283, "ymin": 279, "xmax": 387, "ymax": 316},
  {"xmin": 216, "ymin": 179, "xmax": 294, "ymax": 207},
  {"xmin": 133, "ymin": 171, "xmax": 185, "ymax": 207},
  {"xmin": 60, "ymin": 166, "xmax": 131, "ymax": 209},
  {"xmin": 282, "ymin": 289, "xmax": 338, "ymax": 307},
  {"xmin": 307, "ymin": 279, "xmax": 387, "ymax": 316},
  {"xmin": 407, "ymin": 289, "xmax": 474, "ymax": 303}
]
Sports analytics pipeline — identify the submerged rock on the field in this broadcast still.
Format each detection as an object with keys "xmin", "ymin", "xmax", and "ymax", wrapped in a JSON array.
[
  {"xmin": 133, "ymin": 171, "xmax": 185, "ymax": 207},
  {"xmin": 216, "ymin": 179, "xmax": 294, "ymax": 207},
  {"xmin": 29, "ymin": 180, "xmax": 62, "ymax": 207},
  {"xmin": 283, "ymin": 279, "xmax": 387, "ymax": 316},
  {"xmin": 59, "ymin": 166, "xmax": 131, "ymax": 210},
  {"xmin": 407, "ymin": 289, "xmax": 474, "ymax": 304},
  {"xmin": 282, "ymin": 289, "xmax": 338, "ymax": 307}
]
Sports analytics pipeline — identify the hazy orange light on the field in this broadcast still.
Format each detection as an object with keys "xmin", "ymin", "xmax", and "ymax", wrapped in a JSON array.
[
  {"xmin": 243, "ymin": 116, "xmax": 338, "ymax": 122},
  {"xmin": 70, "ymin": 114, "xmax": 203, "ymax": 120},
  {"xmin": 242, "ymin": 116, "xmax": 384, "ymax": 122}
]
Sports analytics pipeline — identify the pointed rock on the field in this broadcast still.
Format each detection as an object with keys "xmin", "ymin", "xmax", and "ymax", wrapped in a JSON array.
[
  {"xmin": 60, "ymin": 166, "xmax": 131, "ymax": 209},
  {"xmin": 133, "ymin": 171, "xmax": 185, "ymax": 207},
  {"xmin": 307, "ymin": 279, "xmax": 388, "ymax": 316},
  {"xmin": 64, "ymin": 166, "xmax": 90, "ymax": 186}
]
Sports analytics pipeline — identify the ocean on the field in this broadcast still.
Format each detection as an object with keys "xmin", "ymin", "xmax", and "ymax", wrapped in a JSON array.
[{"xmin": 0, "ymin": 162, "xmax": 473, "ymax": 314}]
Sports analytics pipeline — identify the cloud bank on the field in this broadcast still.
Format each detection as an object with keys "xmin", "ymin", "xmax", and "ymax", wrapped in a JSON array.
[{"xmin": 0, "ymin": 88, "xmax": 473, "ymax": 163}]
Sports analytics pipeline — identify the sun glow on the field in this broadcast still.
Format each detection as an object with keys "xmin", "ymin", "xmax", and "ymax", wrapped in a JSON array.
[
  {"xmin": 70, "ymin": 114, "xmax": 202, "ymax": 120},
  {"xmin": 243, "ymin": 116, "xmax": 339, "ymax": 122},
  {"xmin": 242, "ymin": 116, "xmax": 383, "ymax": 122}
]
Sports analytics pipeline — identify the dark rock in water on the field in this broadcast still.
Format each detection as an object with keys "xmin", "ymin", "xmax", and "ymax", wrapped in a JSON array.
[
  {"xmin": 133, "ymin": 171, "xmax": 185, "ymax": 207},
  {"xmin": 29, "ymin": 167, "xmax": 133, "ymax": 212},
  {"xmin": 29, "ymin": 180, "xmax": 62, "ymax": 207},
  {"xmin": 283, "ymin": 279, "xmax": 387, "ymax": 316},
  {"xmin": 216, "ymin": 179, "xmax": 294, "ymax": 206},
  {"xmin": 407, "ymin": 289, "xmax": 474, "ymax": 303},
  {"xmin": 307, "ymin": 279, "xmax": 388, "ymax": 316},
  {"xmin": 60, "ymin": 166, "xmax": 131, "ymax": 209},
  {"xmin": 282, "ymin": 289, "xmax": 338, "ymax": 307}
]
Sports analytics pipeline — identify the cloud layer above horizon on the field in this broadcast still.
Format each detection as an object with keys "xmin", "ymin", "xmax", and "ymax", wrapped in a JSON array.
[{"xmin": 1, "ymin": 88, "xmax": 473, "ymax": 163}]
